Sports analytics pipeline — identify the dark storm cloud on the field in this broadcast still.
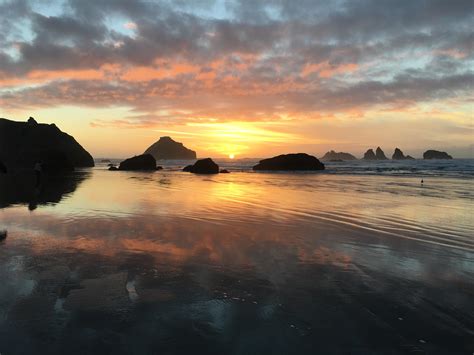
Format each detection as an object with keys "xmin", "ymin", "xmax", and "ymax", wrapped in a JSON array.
[{"xmin": 0, "ymin": 0, "xmax": 472, "ymax": 118}]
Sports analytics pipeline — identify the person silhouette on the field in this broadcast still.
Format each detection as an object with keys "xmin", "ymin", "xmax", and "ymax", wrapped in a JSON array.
[{"xmin": 34, "ymin": 161, "xmax": 43, "ymax": 187}]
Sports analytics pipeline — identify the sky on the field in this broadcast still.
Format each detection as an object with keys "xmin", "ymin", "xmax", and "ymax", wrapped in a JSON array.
[{"xmin": 0, "ymin": 0, "xmax": 472, "ymax": 159}]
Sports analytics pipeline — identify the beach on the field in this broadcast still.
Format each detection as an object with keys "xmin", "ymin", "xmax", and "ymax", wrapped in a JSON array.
[{"xmin": 0, "ymin": 161, "xmax": 473, "ymax": 354}]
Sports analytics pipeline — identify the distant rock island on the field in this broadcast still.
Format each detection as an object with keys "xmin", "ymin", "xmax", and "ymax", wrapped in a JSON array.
[
  {"xmin": 375, "ymin": 147, "xmax": 388, "ymax": 160},
  {"xmin": 423, "ymin": 150, "xmax": 453, "ymax": 160},
  {"xmin": 321, "ymin": 150, "xmax": 357, "ymax": 161},
  {"xmin": 392, "ymin": 148, "xmax": 415, "ymax": 160},
  {"xmin": 363, "ymin": 147, "xmax": 388, "ymax": 160},
  {"xmin": 253, "ymin": 153, "xmax": 325, "ymax": 171},
  {"xmin": 144, "ymin": 136, "xmax": 196, "ymax": 160},
  {"xmin": 0, "ymin": 117, "xmax": 94, "ymax": 170},
  {"xmin": 363, "ymin": 149, "xmax": 376, "ymax": 160}
]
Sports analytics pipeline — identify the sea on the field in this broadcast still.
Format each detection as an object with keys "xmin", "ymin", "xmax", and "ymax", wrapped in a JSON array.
[{"xmin": 0, "ymin": 158, "xmax": 473, "ymax": 354}]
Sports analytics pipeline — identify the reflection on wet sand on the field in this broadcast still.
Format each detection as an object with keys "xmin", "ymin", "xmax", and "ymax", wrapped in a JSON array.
[
  {"xmin": 0, "ymin": 169, "xmax": 473, "ymax": 354},
  {"xmin": 0, "ymin": 170, "xmax": 90, "ymax": 209}
]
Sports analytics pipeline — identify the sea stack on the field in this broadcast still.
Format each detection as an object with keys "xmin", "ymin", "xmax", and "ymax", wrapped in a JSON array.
[
  {"xmin": 363, "ymin": 149, "xmax": 377, "ymax": 160},
  {"xmin": 423, "ymin": 150, "xmax": 453, "ymax": 159},
  {"xmin": 253, "ymin": 153, "xmax": 325, "ymax": 171},
  {"xmin": 0, "ymin": 117, "xmax": 94, "ymax": 169},
  {"xmin": 144, "ymin": 136, "xmax": 196, "ymax": 160},
  {"xmin": 321, "ymin": 150, "xmax": 357, "ymax": 161},
  {"xmin": 182, "ymin": 158, "xmax": 219, "ymax": 174},
  {"xmin": 118, "ymin": 154, "xmax": 157, "ymax": 171},
  {"xmin": 375, "ymin": 147, "xmax": 388, "ymax": 160}
]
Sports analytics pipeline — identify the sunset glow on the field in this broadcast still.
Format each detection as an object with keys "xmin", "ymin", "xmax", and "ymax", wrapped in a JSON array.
[{"xmin": 0, "ymin": 0, "xmax": 472, "ymax": 158}]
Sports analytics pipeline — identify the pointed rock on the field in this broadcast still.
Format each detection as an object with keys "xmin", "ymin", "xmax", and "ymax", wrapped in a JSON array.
[
  {"xmin": 144, "ymin": 136, "xmax": 196, "ymax": 160},
  {"xmin": 392, "ymin": 148, "xmax": 406, "ymax": 160},
  {"xmin": 363, "ymin": 149, "xmax": 376, "ymax": 160},
  {"xmin": 375, "ymin": 147, "xmax": 388, "ymax": 160}
]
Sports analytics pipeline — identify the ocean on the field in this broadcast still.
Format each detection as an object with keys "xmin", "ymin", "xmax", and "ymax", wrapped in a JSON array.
[{"xmin": 0, "ymin": 159, "xmax": 473, "ymax": 354}]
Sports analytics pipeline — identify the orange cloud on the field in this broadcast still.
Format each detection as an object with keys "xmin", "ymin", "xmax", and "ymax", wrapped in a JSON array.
[{"xmin": 301, "ymin": 61, "xmax": 359, "ymax": 78}]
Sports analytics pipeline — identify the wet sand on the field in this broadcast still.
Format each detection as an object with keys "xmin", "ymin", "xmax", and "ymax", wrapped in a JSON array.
[{"xmin": 0, "ymin": 169, "xmax": 473, "ymax": 354}]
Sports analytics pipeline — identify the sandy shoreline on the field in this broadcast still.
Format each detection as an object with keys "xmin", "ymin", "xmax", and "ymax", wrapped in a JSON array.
[{"xmin": 0, "ymin": 169, "xmax": 473, "ymax": 354}]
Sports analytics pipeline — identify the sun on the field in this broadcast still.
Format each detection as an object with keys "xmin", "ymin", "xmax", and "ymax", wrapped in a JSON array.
[{"xmin": 229, "ymin": 153, "xmax": 235, "ymax": 159}]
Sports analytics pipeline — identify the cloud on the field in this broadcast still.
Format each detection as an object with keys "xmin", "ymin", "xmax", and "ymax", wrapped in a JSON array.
[
  {"xmin": 123, "ymin": 21, "xmax": 137, "ymax": 30},
  {"xmin": 0, "ymin": 0, "xmax": 472, "ymax": 127}
]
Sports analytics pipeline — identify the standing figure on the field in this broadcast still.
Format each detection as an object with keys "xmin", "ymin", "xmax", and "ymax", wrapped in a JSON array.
[{"xmin": 34, "ymin": 161, "xmax": 43, "ymax": 187}]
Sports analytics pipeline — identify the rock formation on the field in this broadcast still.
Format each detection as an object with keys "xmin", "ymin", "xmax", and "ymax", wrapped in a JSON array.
[
  {"xmin": 375, "ymin": 147, "xmax": 388, "ymax": 160},
  {"xmin": 363, "ymin": 149, "xmax": 377, "ymax": 160},
  {"xmin": 182, "ymin": 165, "xmax": 193, "ymax": 172},
  {"xmin": 392, "ymin": 149, "xmax": 415, "ymax": 160},
  {"xmin": 364, "ymin": 147, "xmax": 388, "ymax": 160},
  {"xmin": 253, "ymin": 153, "xmax": 325, "ymax": 171},
  {"xmin": 182, "ymin": 158, "xmax": 219, "ymax": 174},
  {"xmin": 392, "ymin": 148, "xmax": 404, "ymax": 160},
  {"xmin": 41, "ymin": 150, "xmax": 74, "ymax": 171},
  {"xmin": 423, "ymin": 150, "xmax": 453, "ymax": 159},
  {"xmin": 320, "ymin": 150, "xmax": 357, "ymax": 161},
  {"xmin": 118, "ymin": 154, "xmax": 157, "ymax": 170},
  {"xmin": 0, "ymin": 117, "xmax": 94, "ymax": 169},
  {"xmin": 144, "ymin": 136, "xmax": 196, "ymax": 160}
]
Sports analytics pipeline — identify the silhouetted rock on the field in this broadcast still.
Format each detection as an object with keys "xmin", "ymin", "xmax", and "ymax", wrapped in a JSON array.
[
  {"xmin": 0, "ymin": 230, "xmax": 6, "ymax": 240},
  {"xmin": 41, "ymin": 150, "xmax": 74, "ymax": 171},
  {"xmin": 220, "ymin": 169, "xmax": 230, "ymax": 173},
  {"xmin": 321, "ymin": 150, "xmax": 357, "ymax": 161},
  {"xmin": 406, "ymin": 155, "xmax": 415, "ymax": 160},
  {"xmin": 0, "ymin": 161, "xmax": 6, "ymax": 173},
  {"xmin": 423, "ymin": 150, "xmax": 453, "ymax": 159},
  {"xmin": 375, "ymin": 147, "xmax": 388, "ymax": 160},
  {"xmin": 363, "ymin": 149, "xmax": 377, "ymax": 160},
  {"xmin": 253, "ymin": 153, "xmax": 325, "ymax": 171},
  {"xmin": 144, "ymin": 136, "xmax": 196, "ymax": 160},
  {"xmin": 118, "ymin": 154, "xmax": 157, "ymax": 171},
  {"xmin": 156, "ymin": 166, "xmax": 163, "ymax": 170},
  {"xmin": 392, "ymin": 148, "xmax": 408, "ymax": 160},
  {"xmin": 108, "ymin": 166, "xmax": 118, "ymax": 171},
  {"xmin": 184, "ymin": 158, "xmax": 219, "ymax": 174},
  {"xmin": 101, "ymin": 159, "xmax": 111, "ymax": 163},
  {"xmin": 0, "ymin": 117, "xmax": 94, "ymax": 169},
  {"xmin": 182, "ymin": 165, "xmax": 193, "ymax": 172}
]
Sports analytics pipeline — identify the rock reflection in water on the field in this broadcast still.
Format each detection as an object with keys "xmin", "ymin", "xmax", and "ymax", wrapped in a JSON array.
[{"xmin": 0, "ymin": 170, "xmax": 90, "ymax": 209}]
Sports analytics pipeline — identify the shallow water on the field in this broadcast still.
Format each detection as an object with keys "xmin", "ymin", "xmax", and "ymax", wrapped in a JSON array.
[{"xmin": 0, "ymin": 166, "xmax": 473, "ymax": 354}]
